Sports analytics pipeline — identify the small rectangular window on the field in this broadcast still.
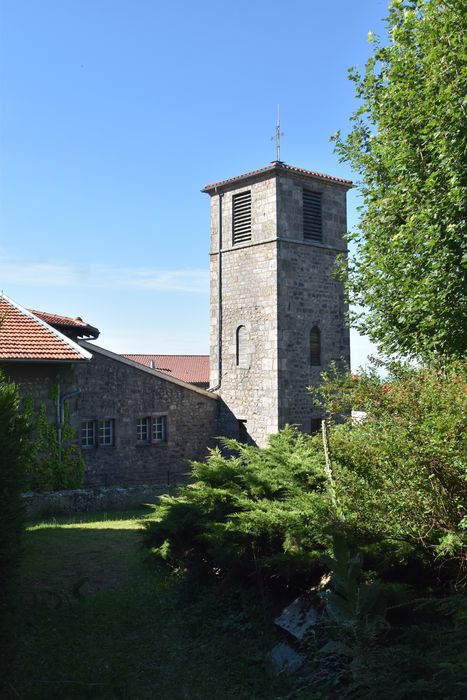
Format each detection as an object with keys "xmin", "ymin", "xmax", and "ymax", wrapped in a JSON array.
[
  {"xmin": 81, "ymin": 420, "xmax": 96, "ymax": 448},
  {"xmin": 303, "ymin": 190, "xmax": 322, "ymax": 241},
  {"xmin": 137, "ymin": 417, "xmax": 150, "ymax": 444},
  {"xmin": 152, "ymin": 415, "xmax": 167, "ymax": 442},
  {"xmin": 98, "ymin": 419, "xmax": 114, "ymax": 447},
  {"xmin": 232, "ymin": 191, "xmax": 252, "ymax": 245}
]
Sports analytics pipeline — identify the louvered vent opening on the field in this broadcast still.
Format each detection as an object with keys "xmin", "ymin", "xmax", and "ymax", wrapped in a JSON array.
[
  {"xmin": 232, "ymin": 191, "xmax": 252, "ymax": 244},
  {"xmin": 303, "ymin": 190, "xmax": 322, "ymax": 241}
]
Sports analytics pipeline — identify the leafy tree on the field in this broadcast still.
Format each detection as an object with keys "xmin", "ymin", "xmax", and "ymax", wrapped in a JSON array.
[{"xmin": 333, "ymin": 0, "xmax": 466, "ymax": 360}]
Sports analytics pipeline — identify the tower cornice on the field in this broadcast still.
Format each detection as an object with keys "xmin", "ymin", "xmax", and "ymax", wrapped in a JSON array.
[{"xmin": 202, "ymin": 161, "xmax": 352, "ymax": 194}]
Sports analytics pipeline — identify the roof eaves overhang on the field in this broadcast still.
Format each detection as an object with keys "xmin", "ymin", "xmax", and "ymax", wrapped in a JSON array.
[
  {"xmin": 202, "ymin": 161, "xmax": 353, "ymax": 194},
  {"xmin": 0, "ymin": 358, "xmax": 90, "ymax": 364}
]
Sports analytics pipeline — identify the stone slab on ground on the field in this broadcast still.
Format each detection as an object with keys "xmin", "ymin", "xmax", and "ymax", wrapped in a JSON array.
[
  {"xmin": 268, "ymin": 642, "xmax": 306, "ymax": 673},
  {"xmin": 275, "ymin": 594, "xmax": 318, "ymax": 641}
]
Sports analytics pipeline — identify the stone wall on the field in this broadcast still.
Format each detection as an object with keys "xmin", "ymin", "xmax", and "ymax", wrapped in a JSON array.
[
  {"xmin": 3, "ymin": 348, "xmax": 219, "ymax": 488},
  {"xmin": 23, "ymin": 484, "xmax": 174, "ymax": 520},
  {"xmin": 276, "ymin": 175, "xmax": 350, "ymax": 431},
  {"xmin": 73, "ymin": 346, "xmax": 219, "ymax": 486},
  {"xmin": 209, "ymin": 175, "xmax": 280, "ymax": 444}
]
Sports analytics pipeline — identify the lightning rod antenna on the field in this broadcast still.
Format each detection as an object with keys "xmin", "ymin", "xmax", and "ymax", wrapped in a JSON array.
[{"xmin": 273, "ymin": 105, "xmax": 284, "ymax": 162}]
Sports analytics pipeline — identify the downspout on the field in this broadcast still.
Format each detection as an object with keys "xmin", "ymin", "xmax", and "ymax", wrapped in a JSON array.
[
  {"xmin": 209, "ymin": 189, "xmax": 223, "ymax": 391},
  {"xmin": 57, "ymin": 387, "xmax": 81, "ymax": 463}
]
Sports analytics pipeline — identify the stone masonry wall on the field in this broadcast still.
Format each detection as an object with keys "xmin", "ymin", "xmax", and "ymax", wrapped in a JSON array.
[
  {"xmin": 209, "ymin": 175, "xmax": 280, "ymax": 444},
  {"xmin": 277, "ymin": 175, "xmax": 350, "ymax": 431},
  {"xmin": 3, "ymin": 350, "xmax": 219, "ymax": 488},
  {"xmin": 73, "ymin": 348, "xmax": 219, "ymax": 486}
]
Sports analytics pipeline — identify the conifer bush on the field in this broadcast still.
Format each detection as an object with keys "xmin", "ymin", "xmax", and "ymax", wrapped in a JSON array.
[{"xmin": 144, "ymin": 427, "xmax": 333, "ymax": 583}]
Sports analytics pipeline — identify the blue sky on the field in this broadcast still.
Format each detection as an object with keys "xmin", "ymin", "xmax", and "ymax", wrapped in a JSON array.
[{"xmin": 0, "ymin": 0, "xmax": 389, "ymax": 369}]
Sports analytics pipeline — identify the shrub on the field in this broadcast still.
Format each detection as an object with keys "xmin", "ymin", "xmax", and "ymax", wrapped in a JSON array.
[
  {"xmin": 145, "ymin": 427, "xmax": 333, "ymax": 584},
  {"xmin": 146, "ymin": 362, "xmax": 465, "ymax": 592},
  {"xmin": 315, "ymin": 361, "xmax": 467, "ymax": 587}
]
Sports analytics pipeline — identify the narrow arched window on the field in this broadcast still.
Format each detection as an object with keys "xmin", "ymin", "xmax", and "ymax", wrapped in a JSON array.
[
  {"xmin": 310, "ymin": 326, "xmax": 321, "ymax": 366},
  {"xmin": 236, "ymin": 325, "xmax": 248, "ymax": 367}
]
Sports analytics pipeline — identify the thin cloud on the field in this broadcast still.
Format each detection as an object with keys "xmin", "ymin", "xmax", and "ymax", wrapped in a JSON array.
[{"xmin": 0, "ymin": 254, "xmax": 209, "ymax": 294}]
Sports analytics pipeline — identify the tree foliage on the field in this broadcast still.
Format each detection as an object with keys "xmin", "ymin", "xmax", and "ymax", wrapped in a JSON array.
[
  {"xmin": 0, "ymin": 371, "xmax": 31, "ymax": 648},
  {"xmin": 23, "ymin": 389, "xmax": 85, "ymax": 492},
  {"xmin": 333, "ymin": 0, "xmax": 466, "ymax": 360},
  {"xmin": 315, "ymin": 360, "xmax": 467, "ymax": 585}
]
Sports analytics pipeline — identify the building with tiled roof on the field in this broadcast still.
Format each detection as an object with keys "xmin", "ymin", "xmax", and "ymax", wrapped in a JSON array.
[
  {"xmin": 0, "ymin": 295, "xmax": 92, "ymax": 362},
  {"xmin": 1, "ymin": 294, "xmax": 217, "ymax": 489},
  {"xmin": 123, "ymin": 354, "xmax": 209, "ymax": 388}
]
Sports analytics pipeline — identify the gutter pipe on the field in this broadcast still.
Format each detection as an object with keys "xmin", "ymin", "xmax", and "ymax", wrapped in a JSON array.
[{"xmin": 209, "ymin": 189, "xmax": 223, "ymax": 392}]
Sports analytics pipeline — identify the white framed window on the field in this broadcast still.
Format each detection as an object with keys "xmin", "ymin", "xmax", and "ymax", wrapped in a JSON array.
[
  {"xmin": 98, "ymin": 419, "xmax": 114, "ymax": 447},
  {"xmin": 137, "ymin": 417, "xmax": 150, "ymax": 443},
  {"xmin": 152, "ymin": 415, "xmax": 167, "ymax": 442},
  {"xmin": 81, "ymin": 420, "xmax": 96, "ymax": 448}
]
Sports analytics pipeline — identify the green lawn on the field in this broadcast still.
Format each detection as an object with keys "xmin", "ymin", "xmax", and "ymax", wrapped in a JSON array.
[{"xmin": 4, "ymin": 508, "xmax": 295, "ymax": 700}]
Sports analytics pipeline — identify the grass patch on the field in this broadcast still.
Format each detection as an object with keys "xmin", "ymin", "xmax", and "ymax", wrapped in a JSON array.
[{"xmin": 4, "ymin": 508, "xmax": 294, "ymax": 700}]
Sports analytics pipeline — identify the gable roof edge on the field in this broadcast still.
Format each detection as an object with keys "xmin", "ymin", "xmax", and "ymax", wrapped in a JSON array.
[{"xmin": 80, "ymin": 341, "xmax": 218, "ymax": 400}]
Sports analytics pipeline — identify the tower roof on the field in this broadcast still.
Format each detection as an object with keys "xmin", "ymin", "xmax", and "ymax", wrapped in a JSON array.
[{"xmin": 202, "ymin": 161, "xmax": 352, "ymax": 193}]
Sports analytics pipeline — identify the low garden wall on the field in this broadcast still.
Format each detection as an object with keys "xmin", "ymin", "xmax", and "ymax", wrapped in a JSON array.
[{"xmin": 22, "ymin": 484, "xmax": 177, "ymax": 520}]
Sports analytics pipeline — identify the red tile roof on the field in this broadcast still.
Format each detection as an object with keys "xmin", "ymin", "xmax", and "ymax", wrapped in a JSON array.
[
  {"xmin": 123, "ymin": 354, "xmax": 210, "ymax": 387},
  {"xmin": 202, "ymin": 161, "xmax": 353, "ymax": 192},
  {"xmin": 0, "ymin": 295, "xmax": 92, "ymax": 362},
  {"xmin": 29, "ymin": 309, "xmax": 100, "ymax": 339}
]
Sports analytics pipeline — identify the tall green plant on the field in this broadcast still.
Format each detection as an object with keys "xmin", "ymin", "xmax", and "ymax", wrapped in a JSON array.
[
  {"xmin": 24, "ymin": 387, "xmax": 85, "ymax": 492},
  {"xmin": 314, "ymin": 360, "xmax": 467, "ymax": 585},
  {"xmin": 0, "ymin": 370, "xmax": 31, "ymax": 649}
]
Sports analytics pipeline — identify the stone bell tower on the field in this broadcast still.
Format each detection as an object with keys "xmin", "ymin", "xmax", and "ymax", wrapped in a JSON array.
[{"xmin": 202, "ymin": 161, "xmax": 351, "ymax": 446}]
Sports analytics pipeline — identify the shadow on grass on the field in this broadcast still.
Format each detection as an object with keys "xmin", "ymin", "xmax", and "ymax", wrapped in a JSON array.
[
  {"xmin": 21, "ymin": 526, "xmax": 146, "ymax": 601},
  {"xmin": 6, "ymin": 511, "xmax": 289, "ymax": 700}
]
